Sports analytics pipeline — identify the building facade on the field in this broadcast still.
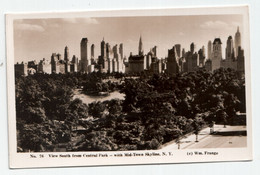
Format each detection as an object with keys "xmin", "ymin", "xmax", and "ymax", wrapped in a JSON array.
[{"xmin": 212, "ymin": 38, "xmax": 222, "ymax": 71}]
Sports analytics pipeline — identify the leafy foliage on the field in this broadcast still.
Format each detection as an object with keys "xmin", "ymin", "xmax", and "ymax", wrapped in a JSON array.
[{"xmin": 15, "ymin": 68, "xmax": 246, "ymax": 152}]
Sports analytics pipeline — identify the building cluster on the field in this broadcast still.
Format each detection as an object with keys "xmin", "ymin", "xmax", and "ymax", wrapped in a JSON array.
[
  {"xmin": 15, "ymin": 26, "xmax": 245, "ymax": 77},
  {"xmin": 165, "ymin": 27, "xmax": 245, "ymax": 75},
  {"xmin": 15, "ymin": 46, "xmax": 79, "ymax": 76},
  {"xmin": 15, "ymin": 38, "xmax": 125, "ymax": 76},
  {"xmin": 82, "ymin": 38, "xmax": 125, "ymax": 74},
  {"xmin": 125, "ymin": 36, "xmax": 166, "ymax": 74}
]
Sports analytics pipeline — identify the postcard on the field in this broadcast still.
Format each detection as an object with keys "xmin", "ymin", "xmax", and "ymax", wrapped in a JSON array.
[{"xmin": 6, "ymin": 5, "xmax": 252, "ymax": 168}]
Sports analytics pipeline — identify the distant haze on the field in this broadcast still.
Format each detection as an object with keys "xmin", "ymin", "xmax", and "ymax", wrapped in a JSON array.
[{"xmin": 14, "ymin": 14, "xmax": 243, "ymax": 63}]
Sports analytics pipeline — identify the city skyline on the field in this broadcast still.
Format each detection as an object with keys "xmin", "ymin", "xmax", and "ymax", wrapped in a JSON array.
[{"xmin": 14, "ymin": 14, "xmax": 243, "ymax": 63}]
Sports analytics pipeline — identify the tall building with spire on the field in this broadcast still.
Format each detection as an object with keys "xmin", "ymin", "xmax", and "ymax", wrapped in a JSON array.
[
  {"xmin": 235, "ymin": 26, "xmax": 241, "ymax": 58},
  {"xmin": 138, "ymin": 36, "xmax": 144, "ymax": 55}
]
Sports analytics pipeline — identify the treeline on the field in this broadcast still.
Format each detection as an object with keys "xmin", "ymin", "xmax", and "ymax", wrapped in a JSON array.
[{"xmin": 15, "ymin": 68, "xmax": 246, "ymax": 152}]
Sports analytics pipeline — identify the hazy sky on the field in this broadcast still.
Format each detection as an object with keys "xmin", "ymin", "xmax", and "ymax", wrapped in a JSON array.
[{"xmin": 13, "ymin": 14, "xmax": 243, "ymax": 63}]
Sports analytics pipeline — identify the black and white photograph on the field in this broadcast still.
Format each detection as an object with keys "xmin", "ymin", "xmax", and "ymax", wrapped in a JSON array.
[{"xmin": 6, "ymin": 6, "xmax": 252, "ymax": 168}]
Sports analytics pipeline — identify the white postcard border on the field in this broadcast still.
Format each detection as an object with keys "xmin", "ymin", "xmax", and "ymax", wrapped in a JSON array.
[{"xmin": 6, "ymin": 5, "xmax": 252, "ymax": 168}]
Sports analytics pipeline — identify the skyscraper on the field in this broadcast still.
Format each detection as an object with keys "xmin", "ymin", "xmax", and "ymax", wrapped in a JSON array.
[
  {"xmin": 64, "ymin": 46, "xmax": 70, "ymax": 73},
  {"xmin": 138, "ymin": 36, "xmax": 144, "ymax": 56},
  {"xmin": 90, "ymin": 44, "xmax": 95, "ymax": 64},
  {"xmin": 207, "ymin": 40, "xmax": 212, "ymax": 59},
  {"xmin": 212, "ymin": 38, "xmax": 222, "ymax": 71},
  {"xmin": 91, "ymin": 44, "xmax": 95, "ymax": 59},
  {"xmin": 182, "ymin": 48, "xmax": 185, "ymax": 57},
  {"xmin": 64, "ymin": 46, "xmax": 69, "ymax": 62},
  {"xmin": 175, "ymin": 44, "xmax": 181, "ymax": 58},
  {"xmin": 226, "ymin": 36, "xmax": 234, "ymax": 60},
  {"xmin": 152, "ymin": 46, "xmax": 157, "ymax": 57},
  {"xmin": 80, "ymin": 38, "xmax": 89, "ymax": 72},
  {"xmin": 113, "ymin": 44, "xmax": 118, "ymax": 59},
  {"xmin": 235, "ymin": 26, "xmax": 241, "ymax": 58},
  {"xmin": 119, "ymin": 43, "xmax": 123, "ymax": 60},
  {"xmin": 190, "ymin": 43, "xmax": 195, "ymax": 54},
  {"xmin": 202, "ymin": 46, "xmax": 205, "ymax": 57},
  {"xmin": 167, "ymin": 46, "xmax": 179, "ymax": 75},
  {"xmin": 221, "ymin": 36, "xmax": 236, "ymax": 70},
  {"xmin": 98, "ymin": 38, "xmax": 108, "ymax": 72},
  {"xmin": 51, "ymin": 53, "xmax": 59, "ymax": 73},
  {"xmin": 198, "ymin": 47, "xmax": 205, "ymax": 67},
  {"xmin": 101, "ymin": 38, "xmax": 106, "ymax": 58},
  {"xmin": 237, "ymin": 46, "xmax": 245, "ymax": 75},
  {"xmin": 118, "ymin": 43, "xmax": 124, "ymax": 73}
]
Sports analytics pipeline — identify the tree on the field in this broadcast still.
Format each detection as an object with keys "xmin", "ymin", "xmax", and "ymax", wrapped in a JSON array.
[
  {"xmin": 192, "ymin": 116, "xmax": 205, "ymax": 142},
  {"xmin": 88, "ymin": 101, "xmax": 107, "ymax": 118}
]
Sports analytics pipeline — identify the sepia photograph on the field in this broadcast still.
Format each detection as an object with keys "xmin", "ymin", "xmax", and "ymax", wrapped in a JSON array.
[{"xmin": 6, "ymin": 6, "xmax": 252, "ymax": 168}]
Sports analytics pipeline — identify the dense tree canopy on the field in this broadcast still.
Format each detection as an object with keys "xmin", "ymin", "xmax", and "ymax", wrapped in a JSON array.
[{"xmin": 15, "ymin": 68, "xmax": 246, "ymax": 152}]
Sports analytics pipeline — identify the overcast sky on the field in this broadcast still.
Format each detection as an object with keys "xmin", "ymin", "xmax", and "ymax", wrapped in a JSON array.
[{"xmin": 13, "ymin": 14, "xmax": 243, "ymax": 63}]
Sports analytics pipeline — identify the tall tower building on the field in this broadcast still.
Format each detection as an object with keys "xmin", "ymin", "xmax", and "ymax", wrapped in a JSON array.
[
  {"xmin": 118, "ymin": 43, "xmax": 124, "ymax": 73},
  {"xmin": 207, "ymin": 40, "xmax": 212, "ymax": 59},
  {"xmin": 101, "ymin": 38, "xmax": 106, "ymax": 58},
  {"xmin": 221, "ymin": 36, "xmax": 236, "ymax": 70},
  {"xmin": 71, "ymin": 55, "xmax": 78, "ymax": 72},
  {"xmin": 152, "ymin": 46, "xmax": 157, "ymax": 57},
  {"xmin": 106, "ymin": 43, "xmax": 113, "ymax": 73},
  {"xmin": 80, "ymin": 38, "xmax": 89, "ymax": 72},
  {"xmin": 175, "ymin": 44, "xmax": 181, "ymax": 58},
  {"xmin": 202, "ymin": 46, "xmax": 206, "ymax": 57},
  {"xmin": 90, "ymin": 44, "xmax": 95, "ymax": 64},
  {"xmin": 138, "ymin": 36, "xmax": 144, "ymax": 55},
  {"xmin": 51, "ymin": 53, "xmax": 59, "ymax": 73},
  {"xmin": 167, "ymin": 46, "xmax": 179, "ymax": 75},
  {"xmin": 237, "ymin": 46, "xmax": 245, "ymax": 75},
  {"xmin": 106, "ymin": 43, "xmax": 114, "ymax": 59},
  {"xmin": 57, "ymin": 53, "xmax": 61, "ymax": 60},
  {"xmin": 113, "ymin": 44, "xmax": 119, "ymax": 59},
  {"xmin": 212, "ymin": 38, "xmax": 222, "ymax": 71},
  {"xmin": 198, "ymin": 47, "xmax": 206, "ymax": 67},
  {"xmin": 91, "ymin": 44, "xmax": 95, "ymax": 59},
  {"xmin": 98, "ymin": 38, "xmax": 108, "ymax": 72},
  {"xmin": 182, "ymin": 48, "xmax": 185, "ymax": 57},
  {"xmin": 235, "ymin": 26, "xmax": 241, "ymax": 58},
  {"xmin": 226, "ymin": 36, "xmax": 234, "ymax": 60},
  {"xmin": 119, "ymin": 43, "xmax": 123, "ymax": 59},
  {"xmin": 64, "ymin": 46, "xmax": 70, "ymax": 73},
  {"xmin": 64, "ymin": 46, "xmax": 69, "ymax": 62},
  {"xmin": 146, "ymin": 52, "xmax": 152, "ymax": 70},
  {"xmin": 190, "ymin": 43, "xmax": 196, "ymax": 54}
]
